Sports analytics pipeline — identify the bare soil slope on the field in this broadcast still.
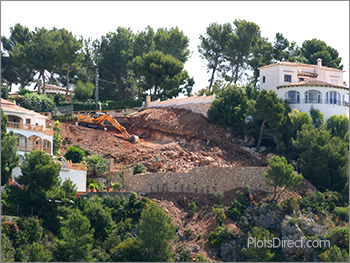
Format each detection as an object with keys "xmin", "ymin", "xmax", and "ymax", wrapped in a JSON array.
[{"xmin": 55, "ymin": 108, "xmax": 267, "ymax": 172}]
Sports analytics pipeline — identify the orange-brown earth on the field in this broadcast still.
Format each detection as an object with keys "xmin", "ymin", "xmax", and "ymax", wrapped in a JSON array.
[{"xmin": 51, "ymin": 107, "xmax": 317, "ymax": 261}]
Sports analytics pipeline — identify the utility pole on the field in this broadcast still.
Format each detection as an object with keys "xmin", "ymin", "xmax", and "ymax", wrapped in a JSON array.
[{"xmin": 95, "ymin": 68, "xmax": 99, "ymax": 110}]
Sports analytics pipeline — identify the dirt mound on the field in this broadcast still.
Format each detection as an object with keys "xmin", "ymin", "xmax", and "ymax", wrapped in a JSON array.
[
  {"xmin": 54, "ymin": 108, "xmax": 266, "ymax": 172},
  {"xmin": 121, "ymin": 107, "xmax": 233, "ymax": 145}
]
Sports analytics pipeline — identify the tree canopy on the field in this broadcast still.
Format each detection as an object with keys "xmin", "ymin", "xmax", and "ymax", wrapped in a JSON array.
[{"xmin": 133, "ymin": 50, "xmax": 189, "ymax": 100}]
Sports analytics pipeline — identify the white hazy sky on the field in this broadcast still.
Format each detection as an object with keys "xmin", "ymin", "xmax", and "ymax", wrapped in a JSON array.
[{"xmin": 1, "ymin": 1, "xmax": 349, "ymax": 93}]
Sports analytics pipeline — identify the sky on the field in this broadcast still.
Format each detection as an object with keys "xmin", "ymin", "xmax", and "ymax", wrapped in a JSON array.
[{"xmin": 1, "ymin": 1, "xmax": 349, "ymax": 94}]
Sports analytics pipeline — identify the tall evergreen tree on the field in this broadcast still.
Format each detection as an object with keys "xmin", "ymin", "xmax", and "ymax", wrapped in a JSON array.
[
  {"xmin": 137, "ymin": 202, "xmax": 177, "ymax": 261},
  {"xmin": 198, "ymin": 22, "xmax": 232, "ymax": 90}
]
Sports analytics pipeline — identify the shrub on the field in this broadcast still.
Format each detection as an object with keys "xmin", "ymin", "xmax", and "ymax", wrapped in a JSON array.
[
  {"xmin": 298, "ymin": 191, "xmax": 343, "ymax": 214},
  {"xmin": 277, "ymin": 196, "xmax": 299, "ymax": 215},
  {"xmin": 241, "ymin": 226, "xmax": 275, "ymax": 261},
  {"xmin": 84, "ymin": 154, "xmax": 108, "ymax": 178},
  {"xmin": 227, "ymin": 190, "xmax": 253, "ymax": 222},
  {"xmin": 64, "ymin": 145, "xmax": 85, "ymax": 163},
  {"xmin": 329, "ymin": 226, "xmax": 349, "ymax": 252},
  {"xmin": 213, "ymin": 206, "xmax": 226, "ymax": 226},
  {"xmin": 133, "ymin": 162, "xmax": 147, "ymax": 174},
  {"xmin": 174, "ymin": 245, "xmax": 192, "ymax": 262},
  {"xmin": 207, "ymin": 84, "xmax": 249, "ymax": 130},
  {"xmin": 195, "ymin": 254, "xmax": 210, "ymax": 262},
  {"xmin": 319, "ymin": 245, "xmax": 349, "ymax": 262},
  {"xmin": 52, "ymin": 113, "xmax": 78, "ymax": 123},
  {"xmin": 188, "ymin": 201, "xmax": 198, "ymax": 217},
  {"xmin": 184, "ymin": 228, "xmax": 194, "ymax": 240},
  {"xmin": 334, "ymin": 206, "xmax": 349, "ymax": 221},
  {"xmin": 214, "ymin": 191, "xmax": 224, "ymax": 204},
  {"xmin": 208, "ymin": 226, "xmax": 235, "ymax": 252}
]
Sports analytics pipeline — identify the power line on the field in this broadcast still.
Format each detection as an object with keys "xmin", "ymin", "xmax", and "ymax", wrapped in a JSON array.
[{"xmin": 98, "ymin": 78, "xmax": 119, "ymax": 85}]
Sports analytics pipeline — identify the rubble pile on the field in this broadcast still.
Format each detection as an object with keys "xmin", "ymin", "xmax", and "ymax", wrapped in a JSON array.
[{"xmin": 55, "ymin": 108, "xmax": 266, "ymax": 172}]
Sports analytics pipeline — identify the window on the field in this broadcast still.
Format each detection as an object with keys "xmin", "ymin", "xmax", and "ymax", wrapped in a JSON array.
[
  {"xmin": 299, "ymin": 78, "xmax": 304, "ymax": 81},
  {"xmin": 343, "ymin": 94, "xmax": 349, "ymax": 107},
  {"xmin": 325, "ymin": 91, "xmax": 341, "ymax": 105},
  {"xmin": 304, "ymin": 90, "xmax": 322, "ymax": 104},
  {"xmin": 284, "ymin": 74, "xmax": 292, "ymax": 82},
  {"xmin": 262, "ymin": 76, "xmax": 266, "ymax": 83},
  {"xmin": 26, "ymin": 118, "xmax": 31, "ymax": 124},
  {"xmin": 285, "ymin": 90, "xmax": 300, "ymax": 104}
]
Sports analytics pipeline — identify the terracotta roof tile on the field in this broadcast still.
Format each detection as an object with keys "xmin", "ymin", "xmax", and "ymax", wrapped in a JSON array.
[
  {"xmin": 277, "ymin": 80, "xmax": 348, "ymax": 90},
  {"xmin": 1, "ymin": 98, "xmax": 47, "ymax": 117}
]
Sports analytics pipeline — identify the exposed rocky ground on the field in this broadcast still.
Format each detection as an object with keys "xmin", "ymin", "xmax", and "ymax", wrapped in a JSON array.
[
  {"xmin": 54, "ymin": 108, "xmax": 267, "ymax": 173},
  {"xmin": 52, "ymin": 107, "xmax": 319, "ymax": 261}
]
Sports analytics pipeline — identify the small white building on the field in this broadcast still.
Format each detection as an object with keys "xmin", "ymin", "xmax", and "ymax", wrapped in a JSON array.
[
  {"xmin": 258, "ymin": 59, "xmax": 349, "ymax": 120},
  {"xmin": 1, "ymin": 98, "xmax": 86, "ymax": 193}
]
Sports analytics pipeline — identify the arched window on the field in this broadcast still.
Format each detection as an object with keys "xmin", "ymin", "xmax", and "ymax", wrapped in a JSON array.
[
  {"xmin": 304, "ymin": 90, "xmax": 322, "ymax": 103},
  {"xmin": 285, "ymin": 90, "xmax": 300, "ymax": 104},
  {"xmin": 343, "ymin": 93, "xmax": 349, "ymax": 107},
  {"xmin": 325, "ymin": 91, "xmax": 341, "ymax": 105}
]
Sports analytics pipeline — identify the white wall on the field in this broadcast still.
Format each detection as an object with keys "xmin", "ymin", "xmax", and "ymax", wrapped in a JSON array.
[
  {"xmin": 278, "ymin": 86, "xmax": 349, "ymax": 119},
  {"xmin": 60, "ymin": 168, "xmax": 87, "ymax": 193},
  {"xmin": 12, "ymin": 166, "xmax": 87, "ymax": 193}
]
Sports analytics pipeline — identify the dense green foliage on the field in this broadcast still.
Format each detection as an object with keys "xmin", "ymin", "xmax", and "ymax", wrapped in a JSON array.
[
  {"xmin": 137, "ymin": 202, "xmax": 177, "ymax": 261},
  {"xmin": 264, "ymin": 155, "xmax": 303, "ymax": 202},
  {"xmin": 19, "ymin": 92, "xmax": 57, "ymax": 112},
  {"xmin": 133, "ymin": 50, "xmax": 189, "ymax": 100},
  {"xmin": 133, "ymin": 162, "xmax": 147, "ymax": 174},
  {"xmin": 64, "ymin": 145, "xmax": 86, "ymax": 163},
  {"xmin": 241, "ymin": 227, "xmax": 275, "ymax": 261},
  {"xmin": 73, "ymin": 80, "xmax": 95, "ymax": 101},
  {"xmin": 208, "ymin": 226, "xmax": 235, "ymax": 252},
  {"xmin": 84, "ymin": 154, "xmax": 108, "ymax": 178},
  {"xmin": 52, "ymin": 120, "xmax": 63, "ymax": 155},
  {"xmin": 1, "ymin": 129, "xmax": 19, "ymax": 185},
  {"xmin": 302, "ymin": 38, "xmax": 343, "ymax": 69},
  {"xmin": 207, "ymin": 84, "xmax": 248, "ymax": 130},
  {"xmin": 293, "ymin": 124, "xmax": 348, "ymax": 192}
]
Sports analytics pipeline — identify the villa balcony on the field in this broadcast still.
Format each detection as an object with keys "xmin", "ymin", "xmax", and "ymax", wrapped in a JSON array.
[
  {"xmin": 17, "ymin": 142, "xmax": 51, "ymax": 154},
  {"xmin": 303, "ymin": 99, "xmax": 323, "ymax": 104},
  {"xmin": 58, "ymin": 160, "xmax": 87, "ymax": 171},
  {"xmin": 7, "ymin": 122, "xmax": 53, "ymax": 135},
  {"xmin": 7, "ymin": 122, "xmax": 44, "ymax": 132}
]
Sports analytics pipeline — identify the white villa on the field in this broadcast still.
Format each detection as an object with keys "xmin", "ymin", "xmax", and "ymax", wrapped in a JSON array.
[
  {"xmin": 1, "ymin": 98, "xmax": 86, "ymax": 193},
  {"xmin": 33, "ymin": 84, "xmax": 75, "ymax": 96},
  {"xmin": 258, "ymin": 59, "xmax": 349, "ymax": 120}
]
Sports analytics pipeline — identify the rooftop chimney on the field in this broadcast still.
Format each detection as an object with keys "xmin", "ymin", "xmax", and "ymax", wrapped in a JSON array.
[{"xmin": 317, "ymin": 58, "xmax": 322, "ymax": 80}]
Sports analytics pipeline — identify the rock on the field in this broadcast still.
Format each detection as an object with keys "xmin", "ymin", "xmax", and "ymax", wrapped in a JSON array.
[
  {"xmin": 220, "ymin": 240, "xmax": 243, "ymax": 262},
  {"xmin": 129, "ymin": 135, "xmax": 140, "ymax": 143},
  {"xmin": 192, "ymin": 245, "xmax": 201, "ymax": 253},
  {"xmin": 252, "ymin": 208, "xmax": 278, "ymax": 229},
  {"xmin": 279, "ymin": 214, "xmax": 326, "ymax": 261},
  {"xmin": 258, "ymin": 146, "xmax": 266, "ymax": 152}
]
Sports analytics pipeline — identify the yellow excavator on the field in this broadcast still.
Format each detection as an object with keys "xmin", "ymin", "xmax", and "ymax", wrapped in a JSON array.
[{"xmin": 76, "ymin": 113, "xmax": 138, "ymax": 142}]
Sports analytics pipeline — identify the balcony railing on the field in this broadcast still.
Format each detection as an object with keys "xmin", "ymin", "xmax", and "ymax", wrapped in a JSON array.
[
  {"xmin": 325, "ymin": 100, "xmax": 341, "ymax": 105},
  {"xmin": 59, "ymin": 160, "xmax": 87, "ymax": 171},
  {"xmin": 304, "ymin": 99, "xmax": 323, "ymax": 104},
  {"xmin": 7, "ymin": 122, "xmax": 44, "ymax": 132},
  {"xmin": 16, "ymin": 143, "xmax": 51, "ymax": 154},
  {"xmin": 287, "ymin": 99, "xmax": 300, "ymax": 104},
  {"xmin": 43, "ymin": 129, "xmax": 54, "ymax": 136}
]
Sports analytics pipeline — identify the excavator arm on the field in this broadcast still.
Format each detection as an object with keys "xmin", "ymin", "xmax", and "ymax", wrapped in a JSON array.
[
  {"xmin": 103, "ymin": 115, "xmax": 130, "ymax": 139},
  {"xmin": 77, "ymin": 114, "xmax": 130, "ymax": 139}
]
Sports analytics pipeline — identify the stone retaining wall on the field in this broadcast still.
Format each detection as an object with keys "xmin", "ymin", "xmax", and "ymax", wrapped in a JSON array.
[{"xmin": 110, "ymin": 166, "xmax": 272, "ymax": 194}]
